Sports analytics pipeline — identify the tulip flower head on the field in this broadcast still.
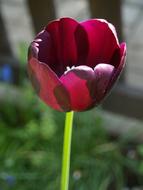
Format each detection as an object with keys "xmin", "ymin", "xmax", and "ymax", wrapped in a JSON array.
[{"xmin": 28, "ymin": 17, "xmax": 126, "ymax": 112}]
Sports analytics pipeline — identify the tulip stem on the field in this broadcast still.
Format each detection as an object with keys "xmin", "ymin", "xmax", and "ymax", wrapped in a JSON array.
[{"xmin": 61, "ymin": 111, "xmax": 74, "ymax": 190}]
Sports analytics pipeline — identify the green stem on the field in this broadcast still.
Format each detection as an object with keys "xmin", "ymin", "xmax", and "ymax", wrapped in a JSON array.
[{"xmin": 61, "ymin": 111, "xmax": 74, "ymax": 190}]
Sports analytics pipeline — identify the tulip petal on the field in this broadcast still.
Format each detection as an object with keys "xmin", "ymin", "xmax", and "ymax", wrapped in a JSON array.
[
  {"xmin": 60, "ymin": 66, "xmax": 96, "ymax": 111},
  {"xmin": 35, "ymin": 27, "xmax": 66, "ymax": 77},
  {"xmin": 46, "ymin": 18, "xmax": 79, "ymax": 74},
  {"xmin": 60, "ymin": 64, "xmax": 115, "ymax": 111},
  {"xmin": 34, "ymin": 30, "xmax": 53, "ymax": 64},
  {"xmin": 92, "ymin": 63, "xmax": 115, "ymax": 104},
  {"xmin": 28, "ymin": 56, "xmax": 71, "ymax": 112},
  {"xmin": 29, "ymin": 29, "xmax": 65, "ymax": 77},
  {"xmin": 116, "ymin": 42, "xmax": 127, "ymax": 74},
  {"xmin": 81, "ymin": 19, "xmax": 119, "ymax": 67},
  {"xmin": 108, "ymin": 42, "xmax": 127, "ymax": 91},
  {"xmin": 74, "ymin": 24, "xmax": 89, "ymax": 66},
  {"xmin": 109, "ymin": 47, "xmax": 121, "ymax": 68}
]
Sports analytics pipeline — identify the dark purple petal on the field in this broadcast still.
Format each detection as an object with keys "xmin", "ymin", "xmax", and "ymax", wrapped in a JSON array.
[
  {"xmin": 92, "ymin": 63, "xmax": 115, "ymax": 104},
  {"xmin": 35, "ymin": 30, "xmax": 53, "ymax": 64},
  {"xmin": 28, "ymin": 55, "xmax": 71, "ymax": 111},
  {"xmin": 60, "ymin": 66, "xmax": 96, "ymax": 111},
  {"xmin": 29, "ymin": 29, "xmax": 65, "ymax": 77},
  {"xmin": 109, "ymin": 47, "xmax": 121, "ymax": 68},
  {"xmin": 74, "ymin": 24, "xmax": 89, "ymax": 66},
  {"xmin": 81, "ymin": 19, "xmax": 119, "ymax": 67},
  {"xmin": 107, "ymin": 42, "xmax": 127, "ymax": 90},
  {"xmin": 45, "ymin": 20, "xmax": 62, "ymax": 69},
  {"xmin": 46, "ymin": 18, "xmax": 79, "ymax": 73},
  {"xmin": 116, "ymin": 43, "xmax": 127, "ymax": 74}
]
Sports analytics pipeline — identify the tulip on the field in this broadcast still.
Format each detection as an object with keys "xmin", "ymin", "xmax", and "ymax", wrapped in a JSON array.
[{"xmin": 28, "ymin": 17, "xmax": 126, "ymax": 112}]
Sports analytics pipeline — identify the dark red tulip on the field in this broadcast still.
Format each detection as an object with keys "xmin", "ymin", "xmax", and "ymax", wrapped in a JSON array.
[{"xmin": 28, "ymin": 17, "xmax": 126, "ymax": 112}]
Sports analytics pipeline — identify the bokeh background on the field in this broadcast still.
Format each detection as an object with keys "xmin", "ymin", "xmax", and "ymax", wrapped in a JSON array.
[{"xmin": 0, "ymin": 0, "xmax": 143, "ymax": 189}]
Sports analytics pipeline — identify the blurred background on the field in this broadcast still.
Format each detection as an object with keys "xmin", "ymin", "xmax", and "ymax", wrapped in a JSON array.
[{"xmin": 0, "ymin": 0, "xmax": 143, "ymax": 189}]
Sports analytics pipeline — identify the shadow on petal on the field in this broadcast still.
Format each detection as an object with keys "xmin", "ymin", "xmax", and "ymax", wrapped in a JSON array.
[{"xmin": 54, "ymin": 84, "xmax": 71, "ymax": 112}]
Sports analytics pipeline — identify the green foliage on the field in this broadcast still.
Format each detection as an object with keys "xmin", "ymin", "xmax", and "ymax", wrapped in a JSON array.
[
  {"xmin": 18, "ymin": 42, "xmax": 28, "ymax": 66},
  {"xmin": 0, "ymin": 83, "xmax": 143, "ymax": 189}
]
